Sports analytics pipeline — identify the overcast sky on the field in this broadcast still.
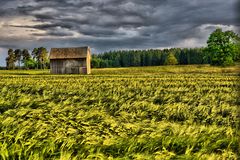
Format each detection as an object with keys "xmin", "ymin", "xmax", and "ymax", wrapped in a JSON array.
[{"xmin": 0, "ymin": 0, "xmax": 239, "ymax": 66}]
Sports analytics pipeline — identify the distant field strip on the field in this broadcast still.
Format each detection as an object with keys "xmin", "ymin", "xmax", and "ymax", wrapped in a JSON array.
[{"xmin": 0, "ymin": 65, "xmax": 239, "ymax": 159}]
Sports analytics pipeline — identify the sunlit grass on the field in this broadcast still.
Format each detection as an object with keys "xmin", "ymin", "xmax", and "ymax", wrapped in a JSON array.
[
  {"xmin": 0, "ymin": 65, "xmax": 239, "ymax": 159},
  {"xmin": 0, "ymin": 64, "xmax": 239, "ymax": 75}
]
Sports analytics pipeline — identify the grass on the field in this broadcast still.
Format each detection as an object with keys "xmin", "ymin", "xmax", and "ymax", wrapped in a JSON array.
[
  {"xmin": 0, "ymin": 65, "xmax": 239, "ymax": 159},
  {"xmin": 0, "ymin": 64, "xmax": 239, "ymax": 75}
]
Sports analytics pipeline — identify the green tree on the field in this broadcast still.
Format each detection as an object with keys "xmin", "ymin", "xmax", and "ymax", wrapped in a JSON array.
[
  {"xmin": 130, "ymin": 51, "xmax": 141, "ymax": 66},
  {"xmin": 6, "ymin": 49, "xmax": 16, "ymax": 70},
  {"xmin": 14, "ymin": 49, "xmax": 22, "ymax": 68},
  {"xmin": 164, "ymin": 53, "xmax": 178, "ymax": 65},
  {"xmin": 152, "ymin": 50, "xmax": 162, "ymax": 65},
  {"xmin": 25, "ymin": 58, "xmax": 37, "ymax": 69},
  {"xmin": 92, "ymin": 48, "xmax": 207, "ymax": 68},
  {"xmin": 39, "ymin": 47, "xmax": 48, "ymax": 69},
  {"xmin": 32, "ymin": 48, "xmax": 39, "ymax": 69},
  {"xmin": 235, "ymin": 40, "xmax": 240, "ymax": 62},
  {"xmin": 22, "ymin": 49, "xmax": 31, "ymax": 69},
  {"xmin": 32, "ymin": 47, "xmax": 49, "ymax": 69},
  {"xmin": 145, "ymin": 52, "xmax": 152, "ymax": 66},
  {"xmin": 99, "ymin": 59, "xmax": 109, "ymax": 68},
  {"xmin": 91, "ymin": 55, "xmax": 101, "ymax": 68},
  {"xmin": 206, "ymin": 28, "xmax": 240, "ymax": 66},
  {"xmin": 120, "ymin": 52, "xmax": 130, "ymax": 67}
]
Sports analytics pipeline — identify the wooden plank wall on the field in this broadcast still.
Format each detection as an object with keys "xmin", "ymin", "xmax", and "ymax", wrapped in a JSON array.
[{"xmin": 50, "ymin": 59, "xmax": 87, "ymax": 74}]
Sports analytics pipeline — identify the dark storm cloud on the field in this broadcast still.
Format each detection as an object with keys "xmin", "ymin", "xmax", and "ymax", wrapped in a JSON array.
[
  {"xmin": 0, "ymin": 0, "xmax": 238, "ymax": 64},
  {"xmin": 236, "ymin": 0, "xmax": 240, "ymax": 31}
]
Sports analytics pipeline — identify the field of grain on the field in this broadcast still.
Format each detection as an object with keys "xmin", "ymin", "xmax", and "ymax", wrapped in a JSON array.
[{"xmin": 0, "ymin": 65, "xmax": 239, "ymax": 159}]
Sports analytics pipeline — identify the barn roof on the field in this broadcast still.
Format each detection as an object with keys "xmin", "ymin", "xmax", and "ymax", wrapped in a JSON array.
[{"xmin": 49, "ymin": 46, "xmax": 90, "ymax": 59}]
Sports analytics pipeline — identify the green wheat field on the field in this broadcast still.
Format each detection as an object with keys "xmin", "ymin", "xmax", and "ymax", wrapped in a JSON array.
[{"xmin": 0, "ymin": 65, "xmax": 239, "ymax": 159}]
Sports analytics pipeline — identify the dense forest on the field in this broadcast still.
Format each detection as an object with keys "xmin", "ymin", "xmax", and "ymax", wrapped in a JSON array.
[{"xmin": 91, "ymin": 48, "xmax": 208, "ymax": 68}]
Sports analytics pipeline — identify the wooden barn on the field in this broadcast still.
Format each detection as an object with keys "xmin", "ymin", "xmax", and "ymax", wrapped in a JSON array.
[{"xmin": 49, "ymin": 46, "xmax": 91, "ymax": 74}]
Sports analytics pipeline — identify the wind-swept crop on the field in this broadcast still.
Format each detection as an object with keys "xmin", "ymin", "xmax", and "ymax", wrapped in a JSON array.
[{"xmin": 0, "ymin": 66, "xmax": 239, "ymax": 159}]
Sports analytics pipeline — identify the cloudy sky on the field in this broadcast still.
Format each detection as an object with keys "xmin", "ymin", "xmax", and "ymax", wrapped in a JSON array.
[{"xmin": 0, "ymin": 0, "xmax": 239, "ymax": 66}]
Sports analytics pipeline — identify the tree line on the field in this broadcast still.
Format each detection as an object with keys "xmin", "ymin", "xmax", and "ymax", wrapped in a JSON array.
[
  {"xmin": 5, "ymin": 28, "xmax": 240, "ymax": 69},
  {"xmin": 91, "ymin": 48, "xmax": 207, "ymax": 68},
  {"xmin": 6, "ymin": 47, "xmax": 49, "ymax": 70},
  {"xmin": 92, "ymin": 28, "xmax": 240, "ymax": 68}
]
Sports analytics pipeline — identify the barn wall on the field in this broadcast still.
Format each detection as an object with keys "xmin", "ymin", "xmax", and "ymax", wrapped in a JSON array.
[
  {"xmin": 50, "ymin": 59, "xmax": 87, "ymax": 74},
  {"xmin": 86, "ymin": 49, "xmax": 91, "ymax": 74}
]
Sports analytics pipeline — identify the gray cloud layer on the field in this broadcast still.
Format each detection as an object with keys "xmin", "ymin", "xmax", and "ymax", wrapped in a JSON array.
[{"xmin": 0, "ymin": 0, "xmax": 239, "ymax": 65}]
